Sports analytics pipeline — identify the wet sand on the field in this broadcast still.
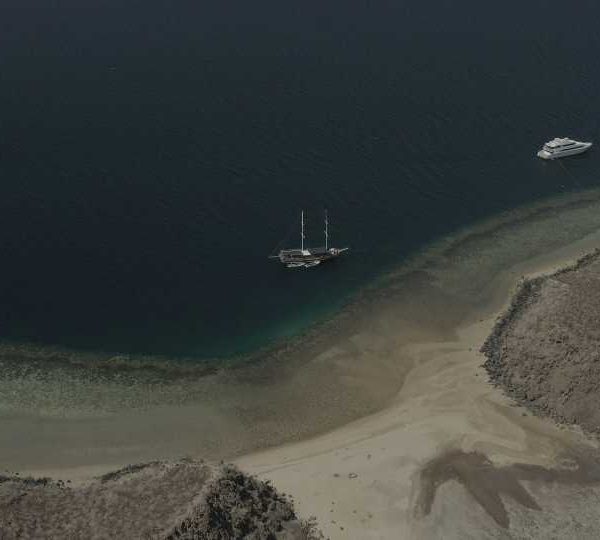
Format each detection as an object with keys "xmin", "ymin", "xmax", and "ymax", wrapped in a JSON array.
[{"xmin": 5, "ymin": 190, "xmax": 600, "ymax": 537}]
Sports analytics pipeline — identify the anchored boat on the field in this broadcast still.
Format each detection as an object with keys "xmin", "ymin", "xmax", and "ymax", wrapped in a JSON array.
[
  {"xmin": 270, "ymin": 211, "xmax": 349, "ymax": 268},
  {"xmin": 537, "ymin": 137, "xmax": 592, "ymax": 160}
]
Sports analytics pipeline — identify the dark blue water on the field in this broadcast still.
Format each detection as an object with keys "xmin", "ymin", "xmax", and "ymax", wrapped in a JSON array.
[{"xmin": 1, "ymin": 0, "xmax": 600, "ymax": 357}]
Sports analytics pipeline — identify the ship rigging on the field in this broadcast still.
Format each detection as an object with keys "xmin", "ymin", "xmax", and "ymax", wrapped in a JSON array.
[{"xmin": 270, "ymin": 211, "xmax": 349, "ymax": 268}]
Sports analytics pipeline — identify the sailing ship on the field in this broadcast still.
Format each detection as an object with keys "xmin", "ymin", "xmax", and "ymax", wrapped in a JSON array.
[{"xmin": 270, "ymin": 211, "xmax": 349, "ymax": 268}]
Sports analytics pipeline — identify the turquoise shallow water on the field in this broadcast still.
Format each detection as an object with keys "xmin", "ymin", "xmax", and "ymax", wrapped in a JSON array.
[{"xmin": 1, "ymin": 0, "xmax": 600, "ymax": 359}]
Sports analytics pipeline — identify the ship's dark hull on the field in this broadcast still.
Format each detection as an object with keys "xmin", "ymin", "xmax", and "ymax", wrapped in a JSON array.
[{"xmin": 277, "ymin": 247, "xmax": 348, "ymax": 268}]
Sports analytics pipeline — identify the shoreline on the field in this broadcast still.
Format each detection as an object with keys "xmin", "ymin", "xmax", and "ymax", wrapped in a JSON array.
[
  {"xmin": 4, "ymin": 189, "xmax": 600, "ymax": 374},
  {"xmin": 6, "ymin": 190, "xmax": 600, "ymax": 495},
  {"xmin": 12, "ymin": 219, "xmax": 600, "ymax": 538}
]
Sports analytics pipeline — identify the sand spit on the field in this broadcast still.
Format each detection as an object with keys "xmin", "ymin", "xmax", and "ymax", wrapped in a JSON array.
[
  {"xmin": 0, "ymin": 460, "xmax": 323, "ymax": 539},
  {"xmin": 482, "ymin": 249, "xmax": 600, "ymax": 433}
]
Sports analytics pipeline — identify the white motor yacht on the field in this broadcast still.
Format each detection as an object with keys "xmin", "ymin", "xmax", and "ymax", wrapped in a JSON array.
[{"xmin": 537, "ymin": 137, "xmax": 592, "ymax": 160}]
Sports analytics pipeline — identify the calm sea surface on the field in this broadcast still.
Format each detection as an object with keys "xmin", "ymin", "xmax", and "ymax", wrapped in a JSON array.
[{"xmin": 1, "ymin": 0, "xmax": 599, "ymax": 358}]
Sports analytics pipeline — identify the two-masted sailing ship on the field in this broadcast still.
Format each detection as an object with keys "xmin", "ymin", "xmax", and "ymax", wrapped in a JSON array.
[{"xmin": 270, "ymin": 211, "xmax": 349, "ymax": 268}]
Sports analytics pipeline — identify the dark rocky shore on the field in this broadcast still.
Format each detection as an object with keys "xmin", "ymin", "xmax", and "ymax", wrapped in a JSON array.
[
  {"xmin": 0, "ymin": 460, "xmax": 323, "ymax": 539},
  {"xmin": 482, "ymin": 249, "xmax": 600, "ymax": 433}
]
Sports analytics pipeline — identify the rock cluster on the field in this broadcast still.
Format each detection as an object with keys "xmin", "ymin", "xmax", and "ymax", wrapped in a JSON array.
[
  {"xmin": 481, "ymin": 249, "xmax": 600, "ymax": 432},
  {"xmin": 0, "ymin": 461, "xmax": 323, "ymax": 539},
  {"xmin": 166, "ymin": 465, "xmax": 321, "ymax": 539}
]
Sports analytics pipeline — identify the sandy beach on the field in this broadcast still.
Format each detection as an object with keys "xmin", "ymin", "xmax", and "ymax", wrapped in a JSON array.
[
  {"xmin": 6, "ymin": 191, "xmax": 600, "ymax": 538},
  {"xmin": 236, "ymin": 229, "xmax": 600, "ymax": 539}
]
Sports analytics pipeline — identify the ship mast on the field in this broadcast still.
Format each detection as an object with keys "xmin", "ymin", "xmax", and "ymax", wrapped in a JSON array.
[
  {"xmin": 301, "ymin": 210, "xmax": 305, "ymax": 251},
  {"xmin": 324, "ymin": 210, "xmax": 328, "ymax": 250}
]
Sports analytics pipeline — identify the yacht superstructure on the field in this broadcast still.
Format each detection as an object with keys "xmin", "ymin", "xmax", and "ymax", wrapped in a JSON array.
[{"xmin": 537, "ymin": 137, "xmax": 592, "ymax": 160}]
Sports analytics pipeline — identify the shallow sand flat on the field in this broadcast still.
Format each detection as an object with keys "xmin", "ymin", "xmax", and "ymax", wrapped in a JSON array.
[{"xmin": 237, "ymin": 233, "xmax": 600, "ymax": 539}]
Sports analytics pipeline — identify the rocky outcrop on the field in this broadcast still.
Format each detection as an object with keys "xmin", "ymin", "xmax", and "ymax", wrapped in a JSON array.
[
  {"xmin": 0, "ymin": 460, "xmax": 323, "ymax": 539},
  {"xmin": 482, "ymin": 249, "xmax": 600, "ymax": 432}
]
